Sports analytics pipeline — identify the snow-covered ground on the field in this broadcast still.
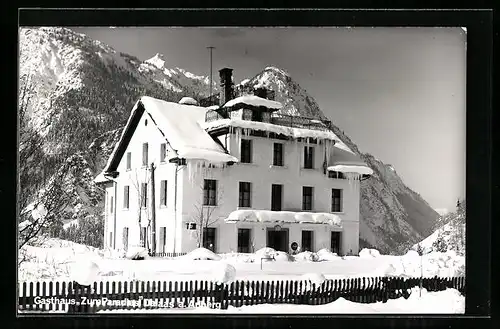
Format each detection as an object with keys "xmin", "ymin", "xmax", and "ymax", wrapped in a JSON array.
[
  {"xmin": 18, "ymin": 240, "xmax": 465, "ymax": 283},
  {"xmin": 95, "ymin": 287, "xmax": 464, "ymax": 314}
]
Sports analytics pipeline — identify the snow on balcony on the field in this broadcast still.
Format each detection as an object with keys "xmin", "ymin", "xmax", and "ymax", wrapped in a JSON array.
[{"xmin": 225, "ymin": 209, "xmax": 343, "ymax": 227}]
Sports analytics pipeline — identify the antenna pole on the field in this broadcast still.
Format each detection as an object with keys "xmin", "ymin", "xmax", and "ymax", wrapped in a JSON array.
[{"xmin": 207, "ymin": 46, "xmax": 215, "ymax": 105}]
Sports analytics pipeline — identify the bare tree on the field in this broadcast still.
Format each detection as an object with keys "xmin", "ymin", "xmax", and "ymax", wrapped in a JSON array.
[
  {"xmin": 18, "ymin": 72, "xmax": 74, "ymax": 255},
  {"xmin": 129, "ymin": 168, "xmax": 152, "ymax": 249},
  {"xmin": 192, "ymin": 181, "xmax": 224, "ymax": 249}
]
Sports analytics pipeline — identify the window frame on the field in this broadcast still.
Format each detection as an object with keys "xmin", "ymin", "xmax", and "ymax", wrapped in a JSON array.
[
  {"xmin": 141, "ymin": 183, "xmax": 148, "ymax": 208},
  {"xmin": 126, "ymin": 152, "xmax": 131, "ymax": 171},
  {"xmin": 302, "ymin": 186, "xmax": 314, "ymax": 211},
  {"xmin": 331, "ymin": 188, "xmax": 342, "ymax": 212},
  {"xmin": 160, "ymin": 143, "xmax": 167, "ymax": 163},
  {"xmin": 123, "ymin": 185, "xmax": 130, "ymax": 209},
  {"xmin": 239, "ymin": 182, "xmax": 252, "ymax": 208},
  {"xmin": 203, "ymin": 179, "xmax": 217, "ymax": 206},
  {"xmin": 273, "ymin": 142, "xmax": 284, "ymax": 166},
  {"xmin": 301, "ymin": 230, "xmax": 314, "ymax": 252},
  {"xmin": 160, "ymin": 180, "xmax": 168, "ymax": 207},
  {"xmin": 240, "ymin": 139, "xmax": 252, "ymax": 163},
  {"xmin": 142, "ymin": 143, "xmax": 149, "ymax": 167},
  {"xmin": 304, "ymin": 146, "xmax": 314, "ymax": 169}
]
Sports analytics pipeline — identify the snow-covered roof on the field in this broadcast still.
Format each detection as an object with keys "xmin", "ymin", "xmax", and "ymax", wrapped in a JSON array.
[
  {"xmin": 327, "ymin": 165, "xmax": 373, "ymax": 176},
  {"xmin": 94, "ymin": 172, "xmax": 111, "ymax": 184},
  {"xmin": 225, "ymin": 209, "xmax": 342, "ymax": 226},
  {"xmin": 202, "ymin": 118, "xmax": 344, "ymax": 142},
  {"xmin": 100, "ymin": 96, "xmax": 238, "ymax": 176},
  {"xmin": 223, "ymin": 95, "xmax": 283, "ymax": 110}
]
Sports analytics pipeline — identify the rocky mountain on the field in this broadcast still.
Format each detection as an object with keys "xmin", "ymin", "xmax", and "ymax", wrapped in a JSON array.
[
  {"xmin": 412, "ymin": 200, "xmax": 465, "ymax": 255},
  {"xmin": 241, "ymin": 67, "xmax": 440, "ymax": 253},
  {"xmin": 18, "ymin": 27, "xmax": 210, "ymax": 233},
  {"xmin": 19, "ymin": 27, "xmax": 439, "ymax": 253}
]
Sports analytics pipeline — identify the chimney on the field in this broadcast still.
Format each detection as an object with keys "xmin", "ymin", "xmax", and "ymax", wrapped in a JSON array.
[
  {"xmin": 219, "ymin": 68, "xmax": 233, "ymax": 106},
  {"xmin": 254, "ymin": 87, "xmax": 267, "ymax": 99}
]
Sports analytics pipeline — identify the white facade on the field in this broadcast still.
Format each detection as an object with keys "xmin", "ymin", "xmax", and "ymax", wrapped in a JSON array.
[{"xmin": 102, "ymin": 108, "xmax": 363, "ymax": 256}]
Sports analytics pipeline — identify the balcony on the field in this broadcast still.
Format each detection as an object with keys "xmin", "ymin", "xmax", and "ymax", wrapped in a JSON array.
[{"xmin": 270, "ymin": 113, "xmax": 332, "ymax": 132}]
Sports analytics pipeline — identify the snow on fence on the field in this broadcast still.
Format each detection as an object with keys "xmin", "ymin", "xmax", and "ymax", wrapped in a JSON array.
[
  {"xmin": 148, "ymin": 252, "xmax": 187, "ymax": 258},
  {"xmin": 18, "ymin": 276, "xmax": 465, "ymax": 313}
]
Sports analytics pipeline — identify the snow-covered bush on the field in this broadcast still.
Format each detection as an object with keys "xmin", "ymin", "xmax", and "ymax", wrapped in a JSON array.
[
  {"xmin": 125, "ymin": 246, "xmax": 149, "ymax": 260},
  {"xmin": 293, "ymin": 251, "xmax": 319, "ymax": 262},
  {"xmin": 253, "ymin": 247, "xmax": 293, "ymax": 262},
  {"xmin": 316, "ymin": 248, "xmax": 340, "ymax": 261},
  {"xmin": 274, "ymin": 251, "xmax": 294, "ymax": 262},
  {"xmin": 183, "ymin": 247, "xmax": 222, "ymax": 261},
  {"xmin": 212, "ymin": 263, "xmax": 236, "ymax": 284},
  {"xmin": 359, "ymin": 248, "xmax": 381, "ymax": 258}
]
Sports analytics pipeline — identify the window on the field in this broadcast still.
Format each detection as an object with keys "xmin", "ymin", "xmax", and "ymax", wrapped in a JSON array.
[
  {"xmin": 203, "ymin": 227, "xmax": 217, "ymax": 252},
  {"xmin": 126, "ymin": 152, "xmax": 131, "ymax": 170},
  {"xmin": 140, "ymin": 227, "xmax": 147, "ymax": 247},
  {"xmin": 238, "ymin": 228, "xmax": 252, "ymax": 253},
  {"xmin": 302, "ymin": 186, "xmax": 314, "ymax": 211},
  {"xmin": 123, "ymin": 186, "xmax": 129, "ymax": 209},
  {"xmin": 122, "ymin": 227, "xmax": 129, "ymax": 251},
  {"xmin": 160, "ymin": 180, "xmax": 168, "ymax": 206},
  {"xmin": 273, "ymin": 143, "xmax": 284, "ymax": 166},
  {"xmin": 141, "ymin": 183, "xmax": 148, "ymax": 208},
  {"xmin": 159, "ymin": 227, "xmax": 166, "ymax": 253},
  {"xmin": 304, "ymin": 146, "xmax": 314, "ymax": 169},
  {"xmin": 328, "ymin": 171, "xmax": 345, "ymax": 179},
  {"xmin": 239, "ymin": 182, "xmax": 252, "ymax": 208},
  {"xmin": 160, "ymin": 143, "xmax": 167, "ymax": 162},
  {"xmin": 109, "ymin": 232, "xmax": 113, "ymax": 248},
  {"xmin": 271, "ymin": 184, "xmax": 283, "ymax": 211},
  {"xmin": 302, "ymin": 230, "xmax": 314, "ymax": 252},
  {"xmin": 331, "ymin": 231, "xmax": 341, "ymax": 254},
  {"xmin": 251, "ymin": 110, "xmax": 263, "ymax": 122},
  {"xmin": 110, "ymin": 196, "xmax": 114, "ymax": 214},
  {"xmin": 331, "ymin": 189, "xmax": 342, "ymax": 212},
  {"xmin": 240, "ymin": 139, "xmax": 252, "ymax": 163},
  {"xmin": 142, "ymin": 143, "xmax": 148, "ymax": 166},
  {"xmin": 203, "ymin": 179, "xmax": 217, "ymax": 206}
]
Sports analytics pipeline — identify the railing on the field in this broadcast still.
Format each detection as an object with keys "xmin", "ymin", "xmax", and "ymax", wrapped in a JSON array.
[
  {"xmin": 270, "ymin": 113, "xmax": 332, "ymax": 132},
  {"xmin": 18, "ymin": 276, "xmax": 465, "ymax": 313}
]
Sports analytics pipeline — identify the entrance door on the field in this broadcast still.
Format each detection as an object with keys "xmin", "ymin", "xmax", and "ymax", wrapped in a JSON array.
[
  {"xmin": 331, "ymin": 231, "xmax": 341, "ymax": 254},
  {"xmin": 203, "ymin": 227, "xmax": 217, "ymax": 252},
  {"xmin": 271, "ymin": 184, "xmax": 283, "ymax": 211},
  {"xmin": 238, "ymin": 228, "xmax": 251, "ymax": 253},
  {"xmin": 267, "ymin": 228, "xmax": 289, "ymax": 252}
]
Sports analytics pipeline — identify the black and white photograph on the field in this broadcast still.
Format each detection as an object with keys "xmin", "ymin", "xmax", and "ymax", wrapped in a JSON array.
[{"xmin": 18, "ymin": 24, "xmax": 467, "ymax": 314}]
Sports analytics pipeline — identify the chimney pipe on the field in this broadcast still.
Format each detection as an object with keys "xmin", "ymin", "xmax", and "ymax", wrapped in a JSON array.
[{"xmin": 219, "ymin": 68, "xmax": 233, "ymax": 106}]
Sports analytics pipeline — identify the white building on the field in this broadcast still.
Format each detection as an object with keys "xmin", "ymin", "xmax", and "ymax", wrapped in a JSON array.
[{"xmin": 95, "ymin": 68, "xmax": 373, "ymax": 256}]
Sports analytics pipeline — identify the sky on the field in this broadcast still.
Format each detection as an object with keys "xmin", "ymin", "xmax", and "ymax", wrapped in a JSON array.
[{"xmin": 74, "ymin": 27, "xmax": 466, "ymax": 212}]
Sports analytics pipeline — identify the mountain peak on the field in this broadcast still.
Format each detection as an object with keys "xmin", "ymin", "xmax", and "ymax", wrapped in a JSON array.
[
  {"xmin": 264, "ymin": 66, "xmax": 290, "ymax": 76},
  {"xmin": 145, "ymin": 53, "xmax": 167, "ymax": 69}
]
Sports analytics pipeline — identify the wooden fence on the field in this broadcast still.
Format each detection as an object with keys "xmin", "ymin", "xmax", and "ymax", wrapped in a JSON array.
[
  {"xmin": 148, "ymin": 252, "xmax": 187, "ymax": 258},
  {"xmin": 18, "ymin": 276, "xmax": 465, "ymax": 313}
]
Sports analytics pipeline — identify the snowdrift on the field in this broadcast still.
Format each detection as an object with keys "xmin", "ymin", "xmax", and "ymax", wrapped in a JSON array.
[
  {"xmin": 183, "ymin": 248, "xmax": 222, "ymax": 261},
  {"xmin": 359, "ymin": 248, "xmax": 381, "ymax": 258},
  {"xmin": 382, "ymin": 250, "xmax": 465, "ymax": 278},
  {"xmin": 125, "ymin": 247, "xmax": 149, "ymax": 260}
]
